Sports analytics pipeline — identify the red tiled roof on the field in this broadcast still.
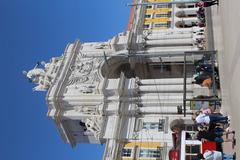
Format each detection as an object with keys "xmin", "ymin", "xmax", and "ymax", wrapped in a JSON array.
[{"xmin": 127, "ymin": 0, "xmax": 137, "ymax": 31}]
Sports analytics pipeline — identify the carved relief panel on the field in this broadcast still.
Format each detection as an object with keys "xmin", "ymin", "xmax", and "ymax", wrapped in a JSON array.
[{"xmin": 66, "ymin": 53, "xmax": 104, "ymax": 94}]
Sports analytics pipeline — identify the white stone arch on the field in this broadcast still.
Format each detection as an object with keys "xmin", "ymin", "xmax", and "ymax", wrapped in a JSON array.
[{"xmin": 100, "ymin": 55, "xmax": 133, "ymax": 78}]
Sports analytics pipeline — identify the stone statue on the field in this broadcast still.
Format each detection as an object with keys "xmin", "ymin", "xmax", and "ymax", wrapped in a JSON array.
[
  {"xmin": 24, "ymin": 68, "xmax": 45, "ymax": 80},
  {"xmin": 23, "ymin": 60, "xmax": 55, "ymax": 91}
]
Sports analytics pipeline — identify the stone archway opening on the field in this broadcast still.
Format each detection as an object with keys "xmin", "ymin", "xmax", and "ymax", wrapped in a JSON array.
[
  {"xmin": 101, "ymin": 56, "xmax": 134, "ymax": 79},
  {"xmin": 101, "ymin": 56, "xmax": 195, "ymax": 79}
]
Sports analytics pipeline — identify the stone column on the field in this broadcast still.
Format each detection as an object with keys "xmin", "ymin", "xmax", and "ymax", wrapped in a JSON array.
[
  {"xmin": 175, "ymin": 7, "xmax": 199, "ymax": 15},
  {"xmin": 146, "ymin": 38, "xmax": 194, "ymax": 46},
  {"xmin": 148, "ymin": 27, "xmax": 203, "ymax": 35},
  {"xmin": 140, "ymin": 92, "xmax": 193, "ymax": 97},
  {"xmin": 140, "ymin": 100, "xmax": 190, "ymax": 107},
  {"xmin": 139, "ymin": 107, "xmax": 192, "ymax": 114},
  {"xmin": 140, "ymin": 95, "xmax": 191, "ymax": 101},
  {"xmin": 138, "ymin": 84, "xmax": 193, "ymax": 93},
  {"xmin": 146, "ymin": 33, "xmax": 193, "ymax": 40},
  {"xmin": 145, "ymin": 46, "xmax": 199, "ymax": 53},
  {"xmin": 138, "ymin": 78, "xmax": 192, "ymax": 85}
]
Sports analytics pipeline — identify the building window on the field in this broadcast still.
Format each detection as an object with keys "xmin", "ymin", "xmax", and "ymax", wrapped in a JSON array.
[
  {"xmin": 146, "ymin": 5, "xmax": 153, "ymax": 9},
  {"xmin": 145, "ymin": 14, "xmax": 152, "ymax": 18},
  {"xmin": 158, "ymin": 119, "xmax": 165, "ymax": 131},
  {"xmin": 186, "ymin": 145, "xmax": 201, "ymax": 154},
  {"xmin": 152, "ymin": 64, "xmax": 171, "ymax": 72},
  {"xmin": 143, "ymin": 122, "xmax": 158, "ymax": 130},
  {"xmin": 154, "ymin": 23, "xmax": 167, "ymax": 28},
  {"xmin": 142, "ymin": 119, "xmax": 165, "ymax": 131},
  {"xmin": 122, "ymin": 148, "xmax": 132, "ymax": 157},
  {"xmin": 155, "ymin": 13, "xmax": 169, "ymax": 18},
  {"xmin": 139, "ymin": 149, "xmax": 162, "ymax": 158},
  {"xmin": 156, "ymin": 4, "xmax": 172, "ymax": 8},
  {"xmin": 143, "ymin": 24, "xmax": 150, "ymax": 29},
  {"xmin": 185, "ymin": 144, "xmax": 201, "ymax": 160},
  {"xmin": 154, "ymin": 22, "xmax": 171, "ymax": 28}
]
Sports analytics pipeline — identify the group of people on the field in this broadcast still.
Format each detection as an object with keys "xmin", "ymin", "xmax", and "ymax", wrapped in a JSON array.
[
  {"xmin": 195, "ymin": 0, "xmax": 218, "ymax": 27},
  {"xmin": 194, "ymin": 0, "xmax": 219, "ymax": 27},
  {"xmin": 191, "ymin": 100, "xmax": 236, "ymax": 159},
  {"xmin": 191, "ymin": 54, "xmax": 236, "ymax": 159},
  {"xmin": 193, "ymin": 28, "xmax": 206, "ymax": 50},
  {"xmin": 191, "ymin": 111, "xmax": 236, "ymax": 159},
  {"xmin": 196, "ymin": 7, "xmax": 206, "ymax": 28},
  {"xmin": 193, "ymin": 55, "xmax": 220, "ymax": 89},
  {"xmin": 194, "ymin": 0, "xmax": 218, "ymax": 50},
  {"xmin": 193, "ymin": 30, "xmax": 206, "ymax": 50}
]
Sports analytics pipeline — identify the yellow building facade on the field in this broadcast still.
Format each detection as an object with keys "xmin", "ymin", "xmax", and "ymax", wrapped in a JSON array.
[
  {"xmin": 144, "ymin": 0, "xmax": 172, "ymax": 30},
  {"xmin": 121, "ymin": 142, "xmax": 164, "ymax": 160}
]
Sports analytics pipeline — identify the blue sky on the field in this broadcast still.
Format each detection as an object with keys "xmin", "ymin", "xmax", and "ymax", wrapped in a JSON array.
[{"xmin": 0, "ymin": 0, "xmax": 131, "ymax": 159}]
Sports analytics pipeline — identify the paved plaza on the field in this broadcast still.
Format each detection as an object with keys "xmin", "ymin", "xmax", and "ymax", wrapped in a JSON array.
[{"xmin": 211, "ymin": 0, "xmax": 240, "ymax": 157}]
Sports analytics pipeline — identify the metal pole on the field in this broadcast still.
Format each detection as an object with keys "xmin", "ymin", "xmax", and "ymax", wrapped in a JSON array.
[
  {"xmin": 183, "ymin": 52, "xmax": 187, "ymax": 117},
  {"xmin": 184, "ymin": 50, "xmax": 217, "ymax": 55},
  {"xmin": 83, "ymin": 50, "xmax": 217, "ymax": 59},
  {"xmin": 127, "ymin": 1, "xmax": 200, "ymax": 6},
  {"xmin": 149, "ymin": 62, "xmax": 194, "ymax": 65},
  {"xmin": 211, "ymin": 52, "xmax": 217, "ymax": 96},
  {"xmin": 185, "ymin": 98, "xmax": 221, "ymax": 101}
]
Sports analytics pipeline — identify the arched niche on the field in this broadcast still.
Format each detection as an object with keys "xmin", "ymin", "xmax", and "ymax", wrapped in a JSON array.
[
  {"xmin": 176, "ymin": 3, "xmax": 195, "ymax": 8},
  {"xmin": 175, "ymin": 11, "xmax": 197, "ymax": 18},
  {"xmin": 175, "ymin": 20, "xmax": 198, "ymax": 28}
]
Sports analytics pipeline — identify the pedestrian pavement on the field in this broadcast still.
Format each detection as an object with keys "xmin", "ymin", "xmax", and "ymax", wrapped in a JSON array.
[{"xmin": 210, "ymin": 0, "xmax": 239, "ymax": 157}]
